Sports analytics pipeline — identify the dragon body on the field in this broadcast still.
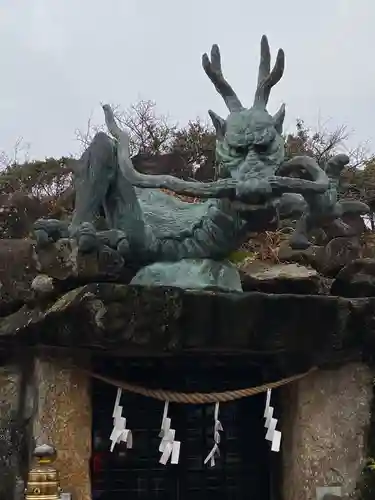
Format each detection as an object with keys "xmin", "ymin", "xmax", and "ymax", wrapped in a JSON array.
[{"xmin": 34, "ymin": 36, "xmax": 369, "ymax": 264}]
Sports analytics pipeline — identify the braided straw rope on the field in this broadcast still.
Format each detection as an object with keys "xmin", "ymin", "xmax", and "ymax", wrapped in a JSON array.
[{"xmin": 85, "ymin": 366, "xmax": 317, "ymax": 404}]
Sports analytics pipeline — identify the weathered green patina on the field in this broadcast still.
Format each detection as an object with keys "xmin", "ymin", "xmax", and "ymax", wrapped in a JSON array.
[{"xmin": 33, "ymin": 36, "xmax": 369, "ymax": 289}]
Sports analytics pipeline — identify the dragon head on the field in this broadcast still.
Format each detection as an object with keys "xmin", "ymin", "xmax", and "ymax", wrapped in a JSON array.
[
  {"xmin": 102, "ymin": 36, "xmax": 328, "ymax": 205},
  {"xmin": 202, "ymin": 36, "xmax": 285, "ymax": 180}
]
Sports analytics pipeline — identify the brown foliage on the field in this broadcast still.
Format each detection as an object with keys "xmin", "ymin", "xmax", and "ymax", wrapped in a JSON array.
[
  {"xmin": 239, "ymin": 229, "xmax": 293, "ymax": 264},
  {"xmin": 285, "ymin": 119, "xmax": 373, "ymax": 168}
]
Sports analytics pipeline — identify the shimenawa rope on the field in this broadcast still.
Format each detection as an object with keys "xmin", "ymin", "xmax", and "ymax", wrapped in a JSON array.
[{"xmin": 83, "ymin": 366, "xmax": 317, "ymax": 404}]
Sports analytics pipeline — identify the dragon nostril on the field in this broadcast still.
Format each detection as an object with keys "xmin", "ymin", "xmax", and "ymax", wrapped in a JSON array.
[
  {"xmin": 253, "ymin": 144, "xmax": 268, "ymax": 154},
  {"xmin": 235, "ymin": 146, "xmax": 248, "ymax": 156}
]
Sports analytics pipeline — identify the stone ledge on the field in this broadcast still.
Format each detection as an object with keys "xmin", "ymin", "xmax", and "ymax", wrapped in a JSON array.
[
  {"xmin": 0, "ymin": 237, "xmax": 373, "ymax": 318},
  {"xmin": 0, "ymin": 283, "xmax": 372, "ymax": 368}
]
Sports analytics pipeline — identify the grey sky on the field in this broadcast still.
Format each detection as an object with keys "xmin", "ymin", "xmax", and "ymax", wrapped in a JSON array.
[{"xmin": 0, "ymin": 0, "xmax": 374, "ymax": 161}]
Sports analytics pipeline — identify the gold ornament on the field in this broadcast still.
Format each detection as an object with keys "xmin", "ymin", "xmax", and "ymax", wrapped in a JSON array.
[{"xmin": 24, "ymin": 444, "xmax": 62, "ymax": 500}]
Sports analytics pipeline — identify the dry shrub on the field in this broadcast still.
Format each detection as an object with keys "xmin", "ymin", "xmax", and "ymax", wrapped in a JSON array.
[{"xmin": 240, "ymin": 228, "xmax": 293, "ymax": 263}]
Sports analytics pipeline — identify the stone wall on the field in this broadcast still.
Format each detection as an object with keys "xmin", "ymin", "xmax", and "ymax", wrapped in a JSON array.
[
  {"xmin": 0, "ymin": 364, "xmax": 21, "ymax": 499},
  {"xmin": 33, "ymin": 357, "xmax": 92, "ymax": 500},
  {"xmin": 282, "ymin": 363, "xmax": 373, "ymax": 500}
]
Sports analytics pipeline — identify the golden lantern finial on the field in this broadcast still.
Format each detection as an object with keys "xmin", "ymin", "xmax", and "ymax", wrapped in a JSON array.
[{"xmin": 24, "ymin": 444, "xmax": 62, "ymax": 500}]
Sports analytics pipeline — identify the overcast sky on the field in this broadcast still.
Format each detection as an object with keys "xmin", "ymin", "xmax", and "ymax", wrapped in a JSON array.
[{"xmin": 0, "ymin": 0, "xmax": 373, "ymax": 161}]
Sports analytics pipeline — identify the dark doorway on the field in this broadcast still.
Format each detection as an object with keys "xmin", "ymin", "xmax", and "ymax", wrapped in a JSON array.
[{"xmin": 91, "ymin": 356, "xmax": 273, "ymax": 500}]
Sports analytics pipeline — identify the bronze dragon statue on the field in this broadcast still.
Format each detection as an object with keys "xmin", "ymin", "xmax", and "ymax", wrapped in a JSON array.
[{"xmin": 34, "ymin": 36, "xmax": 369, "ymax": 282}]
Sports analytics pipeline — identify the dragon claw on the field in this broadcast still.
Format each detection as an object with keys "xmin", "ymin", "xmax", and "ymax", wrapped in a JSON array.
[
  {"xmin": 33, "ymin": 219, "xmax": 69, "ymax": 247},
  {"xmin": 117, "ymin": 237, "xmax": 130, "ymax": 257},
  {"xmin": 72, "ymin": 222, "xmax": 100, "ymax": 253}
]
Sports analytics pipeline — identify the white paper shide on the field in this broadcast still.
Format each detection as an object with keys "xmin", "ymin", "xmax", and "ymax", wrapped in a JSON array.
[
  {"xmin": 109, "ymin": 388, "xmax": 133, "ymax": 452},
  {"xmin": 264, "ymin": 388, "xmax": 281, "ymax": 452},
  {"xmin": 159, "ymin": 401, "xmax": 181, "ymax": 465},
  {"xmin": 204, "ymin": 402, "xmax": 223, "ymax": 467}
]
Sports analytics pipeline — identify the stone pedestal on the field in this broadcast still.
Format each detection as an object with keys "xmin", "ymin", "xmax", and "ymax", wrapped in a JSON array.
[
  {"xmin": 33, "ymin": 357, "xmax": 92, "ymax": 500},
  {"xmin": 282, "ymin": 363, "xmax": 373, "ymax": 500}
]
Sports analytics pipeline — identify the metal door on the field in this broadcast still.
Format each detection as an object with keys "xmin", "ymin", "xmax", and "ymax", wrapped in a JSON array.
[{"xmin": 91, "ymin": 357, "xmax": 271, "ymax": 500}]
